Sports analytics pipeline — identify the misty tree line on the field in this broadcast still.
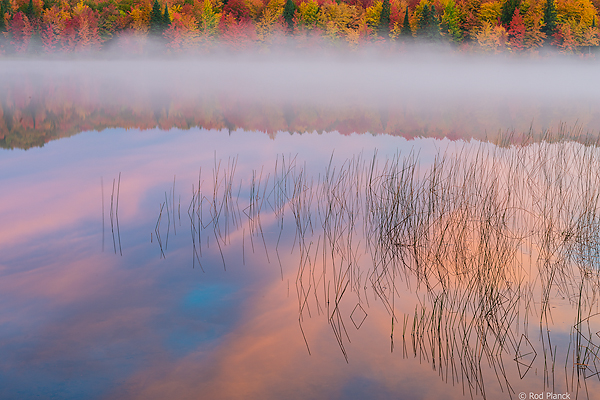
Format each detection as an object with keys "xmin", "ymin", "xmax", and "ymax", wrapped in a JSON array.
[{"xmin": 0, "ymin": 0, "xmax": 598, "ymax": 54}]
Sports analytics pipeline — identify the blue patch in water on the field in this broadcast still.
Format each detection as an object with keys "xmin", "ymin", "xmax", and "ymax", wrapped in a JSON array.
[
  {"xmin": 184, "ymin": 283, "xmax": 237, "ymax": 309},
  {"xmin": 340, "ymin": 376, "xmax": 398, "ymax": 400},
  {"xmin": 163, "ymin": 283, "xmax": 241, "ymax": 358}
]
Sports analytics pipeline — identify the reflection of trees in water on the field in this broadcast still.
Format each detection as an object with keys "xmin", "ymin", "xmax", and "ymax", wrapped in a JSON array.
[
  {"xmin": 151, "ymin": 136, "xmax": 600, "ymax": 398},
  {"xmin": 2, "ymin": 73, "xmax": 600, "ymax": 149}
]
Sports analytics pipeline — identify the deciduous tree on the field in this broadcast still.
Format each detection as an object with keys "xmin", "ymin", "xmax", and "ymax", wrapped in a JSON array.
[
  {"xmin": 199, "ymin": 0, "xmax": 221, "ymax": 38},
  {"xmin": 552, "ymin": 22, "xmax": 578, "ymax": 52},
  {"xmin": 523, "ymin": 15, "xmax": 546, "ymax": 50},
  {"xmin": 507, "ymin": 7, "xmax": 525, "ymax": 50},
  {"xmin": 297, "ymin": 0, "xmax": 319, "ymax": 30},
  {"xmin": 8, "ymin": 11, "xmax": 32, "ymax": 52},
  {"xmin": 441, "ymin": 0, "xmax": 462, "ymax": 42},
  {"xmin": 256, "ymin": 0, "xmax": 284, "ymax": 42},
  {"xmin": 476, "ymin": 20, "xmax": 506, "ymax": 51},
  {"xmin": 164, "ymin": 10, "xmax": 199, "ymax": 50},
  {"xmin": 459, "ymin": 0, "xmax": 481, "ymax": 41}
]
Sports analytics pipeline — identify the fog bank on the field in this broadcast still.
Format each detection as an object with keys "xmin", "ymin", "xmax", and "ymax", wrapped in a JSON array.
[{"xmin": 2, "ymin": 53, "xmax": 600, "ymax": 141}]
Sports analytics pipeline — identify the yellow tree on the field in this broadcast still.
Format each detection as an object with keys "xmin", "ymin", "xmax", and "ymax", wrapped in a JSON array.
[
  {"xmin": 476, "ymin": 20, "xmax": 507, "ymax": 51},
  {"xmin": 440, "ymin": 0, "xmax": 462, "ymax": 42},
  {"xmin": 130, "ymin": 2, "xmax": 151, "ymax": 35},
  {"xmin": 365, "ymin": 1, "xmax": 382, "ymax": 30},
  {"xmin": 556, "ymin": 0, "xmax": 597, "ymax": 27},
  {"xmin": 297, "ymin": 0, "xmax": 320, "ymax": 31},
  {"xmin": 479, "ymin": 0, "xmax": 502, "ymax": 24},
  {"xmin": 318, "ymin": 1, "xmax": 362, "ymax": 44},
  {"xmin": 523, "ymin": 15, "xmax": 546, "ymax": 50},
  {"xmin": 256, "ymin": 0, "xmax": 284, "ymax": 42},
  {"xmin": 246, "ymin": 0, "xmax": 265, "ymax": 20},
  {"xmin": 579, "ymin": 18, "xmax": 599, "ymax": 52},
  {"xmin": 199, "ymin": 0, "xmax": 221, "ymax": 38},
  {"xmin": 554, "ymin": 0, "xmax": 598, "ymax": 50}
]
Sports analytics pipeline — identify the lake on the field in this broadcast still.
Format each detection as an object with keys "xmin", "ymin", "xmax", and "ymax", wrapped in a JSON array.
[{"xmin": 2, "ymin": 54, "xmax": 600, "ymax": 400}]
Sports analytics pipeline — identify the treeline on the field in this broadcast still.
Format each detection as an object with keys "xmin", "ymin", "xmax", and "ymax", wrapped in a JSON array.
[{"xmin": 0, "ymin": 0, "xmax": 598, "ymax": 54}]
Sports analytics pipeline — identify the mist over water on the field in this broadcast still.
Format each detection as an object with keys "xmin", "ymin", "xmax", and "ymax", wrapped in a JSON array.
[{"xmin": 2, "ymin": 52, "xmax": 600, "ymax": 146}]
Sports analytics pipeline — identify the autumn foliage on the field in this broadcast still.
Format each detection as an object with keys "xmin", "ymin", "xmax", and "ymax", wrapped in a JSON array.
[{"xmin": 0, "ymin": 0, "xmax": 599, "ymax": 54}]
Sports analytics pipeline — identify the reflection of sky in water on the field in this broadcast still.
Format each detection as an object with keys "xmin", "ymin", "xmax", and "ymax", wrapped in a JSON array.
[
  {"xmin": 1, "ymin": 128, "xmax": 598, "ymax": 399},
  {"xmin": 0, "ymin": 128, "xmax": 422, "ymax": 399}
]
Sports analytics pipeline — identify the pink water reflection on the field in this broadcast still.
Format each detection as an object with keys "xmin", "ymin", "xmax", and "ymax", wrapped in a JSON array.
[{"xmin": 1, "ymin": 128, "xmax": 599, "ymax": 399}]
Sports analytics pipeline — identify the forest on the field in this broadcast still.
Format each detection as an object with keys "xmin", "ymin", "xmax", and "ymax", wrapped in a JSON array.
[{"xmin": 0, "ymin": 0, "xmax": 598, "ymax": 55}]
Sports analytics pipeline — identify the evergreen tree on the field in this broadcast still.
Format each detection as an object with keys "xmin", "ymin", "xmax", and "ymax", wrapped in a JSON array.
[
  {"xmin": 417, "ymin": 4, "xmax": 440, "ymax": 40},
  {"xmin": 400, "ymin": 6, "xmax": 413, "ymax": 40},
  {"xmin": 418, "ymin": 4, "xmax": 430, "ymax": 36},
  {"xmin": 541, "ymin": 0, "xmax": 557, "ymax": 39},
  {"xmin": 427, "ymin": 5, "xmax": 440, "ymax": 40},
  {"xmin": 501, "ymin": 0, "xmax": 520, "ymax": 27},
  {"xmin": 163, "ymin": 3, "xmax": 171, "ymax": 28},
  {"xmin": 150, "ymin": 0, "xmax": 163, "ymax": 36},
  {"xmin": 0, "ymin": 1, "xmax": 5, "ymax": 33},
  {"xmin": 283, "ymin": 0, "xmax": 296, "ymax": 34},
  {"xmin": 25, "ymin": 0, "xmax": 35, "ymax": 20},
  {"xmin": 378, "ymin": 0, "xmax": 391, "ymax": 37}
]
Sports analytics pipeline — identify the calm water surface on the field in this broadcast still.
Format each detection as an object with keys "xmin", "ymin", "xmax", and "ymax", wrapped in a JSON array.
[{"xmin": 2, "ymin": 57, "xmax": 600, "ymax": 400}]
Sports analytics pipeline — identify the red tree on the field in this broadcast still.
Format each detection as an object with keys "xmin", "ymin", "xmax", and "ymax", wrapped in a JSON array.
[
  {"xmin": 8, "ymin": 12, "xmax": 33, "ymax": 53},
  {"xmin": 219, "ymin": 12, "xmax": 257, "ymax": 50},
  {"xmin": 223, "ymin": 0, "xmax": 251, "ymax": 21},
  {"xmin": 507, "ymin": 8, "xmax": 525, "ymax": 51}
]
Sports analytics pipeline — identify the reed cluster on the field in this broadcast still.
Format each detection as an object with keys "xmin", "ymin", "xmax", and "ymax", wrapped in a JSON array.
[{"xmin": 151, "ymin": 135, "xmax": 600, "ymax": 398}]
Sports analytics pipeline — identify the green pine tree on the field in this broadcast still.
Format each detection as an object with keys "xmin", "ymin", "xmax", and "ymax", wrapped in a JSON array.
[
  {"xmin": 541, "ymin": 0, "xmax": 557, "ymax": 39},
  {"xmin": 0, "ymin": 1, "xmax": 5, "ymax": 33},
  {"xmin": 418, "ymin": 4, "xmax": 430, "ymax": 36},
  {"xmin": 379, "ymin": 0, "xmax": 391, "ymax": 38},
  {"xmin": 150, "ymin": 0, "xmax": 163, "ymax": 36},
  {"xmin": 163, "ymin": 3, "xmax": 171, "ymax": 28},
  {"xmin": 283, "ymin": 0, "xmax": 296, "ymax": 34},
  {"xmin": 26, "ymin": 0, "xmax": 35, "ymax": 19},
  {"xmin": 401, "ymin": 6, "xmax": 413, "ymax": 40},
  {"xmin": 427, "ymin": 5, "xmax": 441, "ymax": 41}
]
